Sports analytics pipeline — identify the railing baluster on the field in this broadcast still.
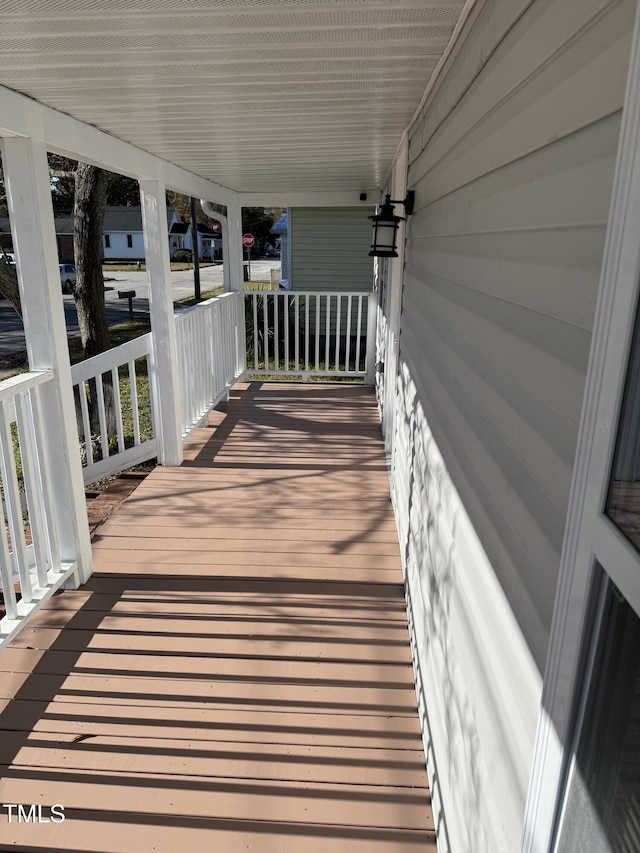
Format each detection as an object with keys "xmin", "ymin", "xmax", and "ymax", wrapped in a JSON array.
[
  {"xmin": 305, "ymin": 294, "xmax": 310, "ymax": 375},
  {"xmin": 14, "ymin": 393, "xmax": 49, "ymax": 587},
  {"xmin": 335, "ymin": 294, "xmax": 342, "ymax": 373},
  {"xmin": 263, "ymin": 292, "xmax": 269, "ymax": 370},
  {"xmin": 211, "ymin": 304, "xmax": 218, "ymax": 399},
  {"xmin": 284, "ymin": 293, "xmax": 289, "ymax": 371},
  {"xmin": 129, "ymin": 360, "xmax": 141, "ymax": 446},
  {"xmin": 325, "ymin": 293, "xmax": 331, "ymax": 369},
  {"xmin": 315, "ymin": 294, "xmax": 320, "ymax": 372},
  {"xmin": 79, "ymin": 380, "xmax": 93, "ymax": 466},
  {"xmin": 295, "ymin": 296, "xmax": 300, "ymax": 371},
  {"xmin": 253, "ymin": 293, "xmax": 259, "ymax": 371},
  {"xmin": 0, "ymin": 400, "xmax": 33, "ymax": 603},
  {"xmin": 0, "ymin": 502, "xmax": 17, "ymax": 621},
  {"xmin": 274, "ymin": 291, "xmax": 280, "ymax": 373},
  {"xmin": 29, "ymin": 387, "xmax": 61, "ymax": 572},
  {"xmin": 95, "ymin": 373, "xmax": 109, "ymax": 460},
  {"xmin": 214, "ymin": 302, "xmax": 222, "ymax": 399},
  {"xmin": 185, "ymin": 315, "xmax": 193, "ymax": 425},
  {"xmin": 355, "ymin": 295, "xmax": 363, "ymax": 372},
  {"xmin": 180, "ymin": 319, "xmax": 188, "ymax": 422},
  {"xmin": 196, "ymin": 313, "xmax": 203, "ymax": 414},
  {"xmin": 345, "ymin": 295, "xmax": 353, "ymax": 373},
  {"xmin": 199, "ymin": 313, "xmax": 207, "ymax": 411},
  {"xmin": 112, "ymin": 367, "xmax": 125, "ymax": 453}
]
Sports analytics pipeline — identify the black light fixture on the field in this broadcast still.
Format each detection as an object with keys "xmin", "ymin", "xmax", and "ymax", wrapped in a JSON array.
[{"xmin": 369, "ymin": 191, "xmax": 415, "ymax": 258}]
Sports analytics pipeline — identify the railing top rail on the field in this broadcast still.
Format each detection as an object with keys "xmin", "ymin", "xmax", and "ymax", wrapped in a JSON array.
[
  {"xmin": 0, "ymin": 369, "xmax": 54, "ymax": 402},
  {"xmin": 243, "ymin": 289, "xmax": 373, "ymax": 297},
  {"xmin": 70, "ymin": 333, "xmax": 152, "ymax": 383},
  {"xmin": 175, "ymin": 290, "xmax": 240, "ymax": 319}
]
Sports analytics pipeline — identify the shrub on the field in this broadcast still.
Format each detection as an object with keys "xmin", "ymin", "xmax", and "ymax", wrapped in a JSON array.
[{"xmin": 172, "ymin": 249, "xmax": 192, "ymax": 262}]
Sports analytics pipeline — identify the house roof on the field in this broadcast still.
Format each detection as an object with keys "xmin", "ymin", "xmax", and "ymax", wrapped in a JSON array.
[
  {"xmin": 170, "ymin": 221, "xmax": 221, "ymax": 236},
  {"xmin": 271, "ymin": 212, "xmax": 288, "ymax": 234},
  {"xmin": 103, "ymin": 206, "xmax": 179, "ymax": 233},
  {"xmin": 197, "ymin": 222, "xmax": 220, "ymax": 235},
  {"xmin": 0, "ymin": 2, "xmax": 469, "ymax": 194},
  {"xmin": 103, "ymin": 206, "xmax": 144, "ymax": 233},
  {"xmin": 0, "ymin": 216, "xmax": 75, "ymax": 236}
]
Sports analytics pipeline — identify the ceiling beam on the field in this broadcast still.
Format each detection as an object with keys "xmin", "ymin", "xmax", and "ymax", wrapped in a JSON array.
[{"xmin": 0, "ymin": 84, "xmax": 238, "ymax": 205}]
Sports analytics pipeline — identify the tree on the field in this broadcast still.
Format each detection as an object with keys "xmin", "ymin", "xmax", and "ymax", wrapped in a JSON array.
[
  {"xmin": 167, "ymin": 190, "xmax": 221, "ymax": 225},
  {"xmin": 0, "ymin": 255, "xmax": 20, "ymax": 318},
  {"xmin": 73, "ymin": 162, "xmax": 111, "ymax": 359},
  {"xmin": 0, "ymin": 164, "xmax": 21, "ymax": 316},
  {"xmin": 72, "ymin": 162, "xmax": 118, "ymax": 441},
  {"xmin": 242, "ymin": 207, "xmax": 281, "ymax": 255},
  {"xmin": 0, "ymin": 155, "xmax": 137, "ymax": 323}
]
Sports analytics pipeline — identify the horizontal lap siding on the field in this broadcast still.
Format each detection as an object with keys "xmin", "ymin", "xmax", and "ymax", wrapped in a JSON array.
[
  {"xmin": 394, "ymin": 1, "xmax": 634, "ymax": 851},
  {"xmin": 290, "ymin": 207, "xmax": 375, "ymax": 340},
  {"xmin": 290, "ymin": 207, "xmax": 374, "ymax": 292}
]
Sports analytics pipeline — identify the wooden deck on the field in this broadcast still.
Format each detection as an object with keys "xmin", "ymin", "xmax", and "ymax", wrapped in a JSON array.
[{"xmin": 0, "ymin": 382, "xmax": 434, "ymax": 852}]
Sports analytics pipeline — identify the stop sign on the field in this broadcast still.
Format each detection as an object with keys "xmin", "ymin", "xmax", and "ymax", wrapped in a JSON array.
[{"xmin": 242, "ymin": 233, "xmax": 255, "ymax": 248}]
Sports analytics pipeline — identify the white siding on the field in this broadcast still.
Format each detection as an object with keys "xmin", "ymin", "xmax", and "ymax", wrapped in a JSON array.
[
  {"xmin": 389, "ymin": 1, "xmax": 635, "ymax": 851},
  {"xmin": 103, "ymin": 231, "xmax": 144, "ymax": 261},
  {"xmin": 289, "ymin": 207, "xmax": 373, "ymax": 291},
  {"xmin": 103, "ymin": 231, "xmax": 145, "ymax": 260}
]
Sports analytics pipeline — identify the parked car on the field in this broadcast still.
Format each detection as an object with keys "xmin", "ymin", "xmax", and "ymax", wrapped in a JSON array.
[
  {"xmin": 59, "ymin": 263, "xmax": 77, "ymax": 293},
  {"xmin": 1, "ymin": 252, "xmax": 15, "ymax": 264}
]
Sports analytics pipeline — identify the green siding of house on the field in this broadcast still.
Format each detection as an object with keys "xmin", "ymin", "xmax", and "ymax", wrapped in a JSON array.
[{"xmin": 289, "ymin": 207, "xmax": 374, "ymax": 292}]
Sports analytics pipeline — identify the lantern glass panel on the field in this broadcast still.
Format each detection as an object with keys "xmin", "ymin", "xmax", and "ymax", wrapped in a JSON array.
[{"xmin": 372, "ymin": 220, "xmax": 397, "ymax": 256}]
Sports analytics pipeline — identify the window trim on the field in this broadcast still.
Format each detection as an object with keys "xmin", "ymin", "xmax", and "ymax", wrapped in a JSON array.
[{"xmin": 522, "ymin": 5, "xmax": 640, "ymax": 850}]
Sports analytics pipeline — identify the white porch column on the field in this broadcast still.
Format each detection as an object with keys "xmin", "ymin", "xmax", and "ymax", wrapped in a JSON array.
[
  {"xmin": 1, "ymin": 136, "xmax": 93, "ymax": 584},
  {"xmin": 139, "ymin": 179, "xmax": 183, "ymax": 466},
  {"xmin": 226, "ymin": 199, "xmax": 244, "ymax": 292}
]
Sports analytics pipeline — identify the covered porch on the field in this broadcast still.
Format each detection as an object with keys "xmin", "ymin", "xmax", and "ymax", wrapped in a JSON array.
[
  {"xmin": 5, "ymin": 1, "xmax": 637, "ymax": 850},
  {"xmin": 0, "ymin": 382, "xmax": 433, "ymax": 851}
]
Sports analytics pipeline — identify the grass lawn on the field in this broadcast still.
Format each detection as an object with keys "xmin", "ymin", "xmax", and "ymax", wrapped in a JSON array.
[{"xmin": 102, "ymin": 262, "xmax": 218, "ymax": 273}]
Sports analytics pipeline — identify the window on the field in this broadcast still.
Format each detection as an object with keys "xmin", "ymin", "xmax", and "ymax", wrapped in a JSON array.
[
  {"xmin": 104, "ymin": 234, "xmax": 110, "ymax": 248},
  {"xmin": 607, "ymin": 293, "xmax": 640, "ymax": 551},
  {"xmin": 126, "ymin": 234, "xmax": 133, "ymax": 248},
  {"xmin": 556, "ymin": 569, "xmax": 640, "ymax": 852}
]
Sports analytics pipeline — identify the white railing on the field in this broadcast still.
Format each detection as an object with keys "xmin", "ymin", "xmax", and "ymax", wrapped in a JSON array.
[
  {"xmin": 175, "ymin": 291, "xmax": 246, "ymax": 436},
  {"xmin": 71, "ymin": 333, "xmax": 158, "ymax": 484},
  {"xmin": 245, "ymin": 290, "xmax": 376, "ymax": 382},
  {"xmin": 0, "ymin": 370, "xmax": 78, "ymax": 646}
]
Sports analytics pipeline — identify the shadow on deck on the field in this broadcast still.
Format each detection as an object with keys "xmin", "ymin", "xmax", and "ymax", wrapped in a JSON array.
[{"xmin": 0, "ymin": 382, "xmax": 434, "ymax": 852}]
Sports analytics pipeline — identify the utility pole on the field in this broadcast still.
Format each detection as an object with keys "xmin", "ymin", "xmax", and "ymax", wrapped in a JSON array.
[{"xmin": 190, "ymin": 196, "xmax": 201, "ymax": 300}]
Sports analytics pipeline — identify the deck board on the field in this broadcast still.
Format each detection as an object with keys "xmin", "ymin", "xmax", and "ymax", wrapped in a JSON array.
[{"xmin": 0, "ymin": 382, "xmax": 434, "ymax": 851}]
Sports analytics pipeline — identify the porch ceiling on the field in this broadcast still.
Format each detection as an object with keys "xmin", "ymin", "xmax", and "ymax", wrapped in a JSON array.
[{"xmin": 0, "ymin": 0, "xmax": 467, "ymax": 195}]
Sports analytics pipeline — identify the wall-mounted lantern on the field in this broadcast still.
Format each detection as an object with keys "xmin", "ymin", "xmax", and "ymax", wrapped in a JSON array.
[{"xmin": 368, "ymin": 191, "xmax": 415, "ymax": 258}]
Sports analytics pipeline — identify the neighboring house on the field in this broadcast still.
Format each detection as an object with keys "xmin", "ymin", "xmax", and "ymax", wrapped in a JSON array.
[
  {"xmin": 270, "ymin": 210, "xmax": 288, "ymax": 279},
  {"xmin": 1, "ymin": 206, "xmax": 183, "ymax": 262},
  {"xmin": 102, "ymin": 206, "xmax": 182, "ymax": 261},
  {"xmin": 0, "ymin": 215, "xmax": 75, "ymax": 261},
  {"xmin": 169, "ymin": 220, "xmax": 222, "ymax": 259},
  {"xmin": 53, "ymin": 216, "xmax": 74, "ymax": 262}
]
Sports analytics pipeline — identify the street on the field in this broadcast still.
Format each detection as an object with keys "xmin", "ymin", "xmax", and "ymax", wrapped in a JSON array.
[{"xmin": 0, "ymin": 259, "xmax": 281, "ymax": 375}]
